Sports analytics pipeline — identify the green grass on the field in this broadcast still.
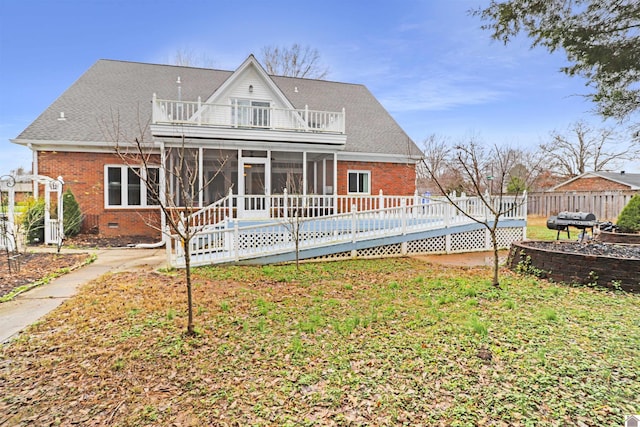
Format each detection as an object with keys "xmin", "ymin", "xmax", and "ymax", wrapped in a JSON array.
[
  {"xmin": 527, "ymin": 215, "xmax": 559, "ymax": 240},
  {"xmin": 1, "ymin": 258, "xmax": 638, "ymax": 426}
]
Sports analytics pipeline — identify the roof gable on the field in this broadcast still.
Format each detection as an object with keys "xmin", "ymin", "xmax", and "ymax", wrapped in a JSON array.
[{"xmin": 206, "ymin": 55, "xmax": 295, "ymax": 110}]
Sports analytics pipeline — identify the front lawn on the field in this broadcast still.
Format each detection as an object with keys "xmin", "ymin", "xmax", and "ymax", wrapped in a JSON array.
[{"xmin": 1, "ymin": 258, "xmax": 638, "ymax": 426}]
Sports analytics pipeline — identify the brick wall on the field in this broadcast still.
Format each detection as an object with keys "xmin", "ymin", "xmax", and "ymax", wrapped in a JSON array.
[
  {"xmin": 36, "ymin": 151, "xmax": 417, "ymax": 238},
  {"xmin": 556, "ymin": 177, "xmax": 630, "ymax": 191},
  {"xmin": 508, "ymin": 241, "xmax": 639, "ymax": 292},
  {"xmin": 37, "ymin": 151, "xmax": 162, "ymax": 239},
  {"xmin": 598, "ymin": 231, "xmax": 640, "ymax": 244},
  {"xmin": 337, "ymin": 161, "xmax": 416, "ymax": 195}
]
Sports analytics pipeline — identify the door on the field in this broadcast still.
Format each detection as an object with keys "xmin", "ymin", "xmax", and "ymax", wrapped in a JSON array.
[{"xmin": 239, "ymin": 157, "xmax": 269, "ymax": 219}]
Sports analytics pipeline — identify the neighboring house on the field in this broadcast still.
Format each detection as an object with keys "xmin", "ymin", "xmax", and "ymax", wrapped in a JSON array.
[
  {"xmin": 527, "ymin": 171, "xmax": 640, "ymax": 218},
  {"xmin": 551, "ymin": 171, "xmax": 640, "ymax": 192},
  {"xmin": 12, "ymin": 55, "xmax": 422, "ymax": 240}
]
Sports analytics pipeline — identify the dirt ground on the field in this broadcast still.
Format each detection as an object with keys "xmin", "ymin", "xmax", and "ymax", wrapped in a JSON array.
[
  {"xmin": 0, "ymin": 252, "xmax": 88, "ymax": 298},
  {"xmin": 415, "ymin": 250, "xmax": 509, "ymax": 267}
]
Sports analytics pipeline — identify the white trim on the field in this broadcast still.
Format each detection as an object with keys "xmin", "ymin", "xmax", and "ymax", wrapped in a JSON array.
[
  {"xmin": 12, "ymin": 138, "xmax": 160, "ymax": 152},
  {"xmin": 347, "ymin": 169, "xmax": 371, "ymax": 195},
  {"xmin": 205, "ymin": 55, "xmax": 297, "ymax": 111},
  {"xmin": 338, "ymin": 151, "xmax": 419, "ymax": 164},
  {"xmin": 150, "ymin": 124, "xmax": 347, "ymax": 147},
  {"xmin": 104, "ymin": 164, "xmax": 160, "ymax": 209}
]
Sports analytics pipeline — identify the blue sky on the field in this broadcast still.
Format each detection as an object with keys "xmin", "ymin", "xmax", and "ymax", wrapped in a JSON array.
[{"xmin": 1, "ymin": 0, "xmax": 636, "ymax": 176}]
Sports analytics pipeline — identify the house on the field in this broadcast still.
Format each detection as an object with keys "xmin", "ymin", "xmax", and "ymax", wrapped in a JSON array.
[
  {"xmin": 551, "ymin": 171, "xmax": 640, "ymax": 192},
  {"xmin": 12, "ymin": 55, "xmax": 422, "ymax": 241},
  {"xmin": 527, "ymin": 171, "xmax": 640, "ymax": 219}
]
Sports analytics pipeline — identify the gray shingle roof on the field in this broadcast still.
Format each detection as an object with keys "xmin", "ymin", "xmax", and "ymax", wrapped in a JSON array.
[
  {"xmin": 592, "ymin": 171, "xmax": 640, "ymax": 189},
  {"xmin": 16, "ymin": 59, "xmax": 421, "ymax": 157}
]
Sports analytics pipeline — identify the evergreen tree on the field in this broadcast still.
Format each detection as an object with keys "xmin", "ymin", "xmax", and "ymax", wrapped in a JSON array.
[
  {"xmin": 62, "ymin": 189, "xmax": 83, "ymax": 237},
  {"xmin": 23, "ymin": 198, "xmax": 45, "ymax": 244},
  {"xmin": 617, "ymin": 194, "xmax": 640, "ymax": 233}
]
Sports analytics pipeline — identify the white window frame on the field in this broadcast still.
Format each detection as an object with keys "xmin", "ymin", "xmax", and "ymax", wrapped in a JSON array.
[
  {"xmin": 104, "ymin": 165, "xmax": 160, "ymax": 208},
  {"xmin": 231, "ymin": 98, "xmax": 271, "ymax": 128},
  {"xmin": 347, "ymin": 170, "xmax": 371, "ymax": 195}
]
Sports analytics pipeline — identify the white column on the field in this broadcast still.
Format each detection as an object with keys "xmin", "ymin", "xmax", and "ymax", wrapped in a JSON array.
[
  {"xmin": 333, "ymin": 153, "xmax": 338, "ymax": 215},
  {"xmin": 198, "ymin": 147, "xmax": 204, "ymax": 208},
  {"xmin": 160, "ymin": 143, "xmax": 168, "ymax": 247},
  {"xmin": 302, "ymin": 151, "xmax": 307, "ymax": 197}
]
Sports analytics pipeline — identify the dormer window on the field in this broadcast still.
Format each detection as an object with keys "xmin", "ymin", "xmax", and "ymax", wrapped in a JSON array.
[{"xmin": 232, "ymin": 99, "xmax": 270, "ymax": 128}]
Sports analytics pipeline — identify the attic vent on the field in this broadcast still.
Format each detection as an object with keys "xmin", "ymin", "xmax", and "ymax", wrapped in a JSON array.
[
  {"xmin": 294, "ymin": 87, "xmax": 298, "ymax": 93},
  {"xmin": 57, "ymin": 112, "xmax": 66, "ymax": 121}
]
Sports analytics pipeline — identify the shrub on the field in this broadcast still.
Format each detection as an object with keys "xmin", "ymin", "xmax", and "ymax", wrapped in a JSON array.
[
  {"xmin": 616, "ymin": 194, "xmax": 640, "ymax": 233},
  {"xmin": 62, "ymin": 189, "xmax": 83, "ymax": 237},
  {"xmin": 22, "ymin": 198, "xmax": 45, "ymax": 244}
]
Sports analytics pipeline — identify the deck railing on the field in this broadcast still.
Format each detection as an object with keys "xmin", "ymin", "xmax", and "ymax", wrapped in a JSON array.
[
  {"xmin": 152, "ymin": 95, "xmax": 346, "ymax": 134},
  {"xmin": 169, "ymin": 192, "xmax": 528, "ymax": 267}
]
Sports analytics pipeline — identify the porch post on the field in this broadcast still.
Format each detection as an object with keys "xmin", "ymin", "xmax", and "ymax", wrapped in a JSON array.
[
  {"xmin": 199, "ymin": 147, "xmax": 204, "ymax": 208},
  {"xmin": 57, "ymin": 178, "xmax": 64, "ymax": 244},
  {"xmin": 160, "ymin": 143, "xmax": 168, "ymax": 245},
  {"xmin": 302, "ymin": 151, "xmax": 307, "ymax": 197},
  {"xmin": 44, "ymin": 181, "xmax": 51, "ymax": 243},
  {"xmin": 322, "ymin": 158, "xmax": 327, "ymax": 194},
  {"xmin": 31, "ymin": 146, "xmax": 38, "ymax": 198},
  {"xmin": 333, "ymin": 153, "xmax": 338, "ymax": 215},
  {"xmin": 237, "ymin": 149, "xmax": 244, "ymax": 211}
]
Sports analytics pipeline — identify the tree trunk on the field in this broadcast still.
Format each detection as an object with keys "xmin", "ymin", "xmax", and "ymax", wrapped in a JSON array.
[
  {"xmin": 490, "ymin": 229, "xmax": 500, "ymax": 288},
  {"xmin": 183, "ymin": 238, "xmax": 195, "ymax": 335}
]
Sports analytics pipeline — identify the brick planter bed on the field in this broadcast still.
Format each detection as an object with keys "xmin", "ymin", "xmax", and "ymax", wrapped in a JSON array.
[
  {"xmin": 597, "ymin": 230, "xmax": 640, "ymax": 244},
  {"xmin": 508, "ymin": 241, "xmax": 640, "ymax": 293}
]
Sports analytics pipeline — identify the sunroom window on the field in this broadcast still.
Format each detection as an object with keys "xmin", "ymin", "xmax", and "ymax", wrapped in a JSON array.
[
  {"xmin": 106, "ymin": 165, "xmax": 160, "ymax": 207},
  {"xmin": 348, "ymin": 170, "xmax": 370, "ymax": 194}
]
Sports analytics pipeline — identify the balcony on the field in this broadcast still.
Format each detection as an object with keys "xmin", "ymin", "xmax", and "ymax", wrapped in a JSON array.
[{"xmin": 152, "ymin": 95, "xmax": 346, "ymax": 135}]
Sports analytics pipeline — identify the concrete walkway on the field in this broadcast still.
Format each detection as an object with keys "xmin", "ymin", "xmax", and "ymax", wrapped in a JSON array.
[{"xmin": 0, "ymin": 247, "xmax": 167, "ymax": 344}]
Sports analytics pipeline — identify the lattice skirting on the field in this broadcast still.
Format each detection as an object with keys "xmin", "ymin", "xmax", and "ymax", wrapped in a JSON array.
[{"xmin": 307, "ymin": 226, "xmax": 525, "ymax": 262}]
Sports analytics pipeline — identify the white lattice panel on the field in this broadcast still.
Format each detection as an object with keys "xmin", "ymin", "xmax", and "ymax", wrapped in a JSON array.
[
  {"xmin": 314, "ymin": 250, "xmax": 353, "ymax": 261},
  {"xmin": 407, "ymin": 236, "xmax": 446, "ymax": 254},
  {"xmin": 238, "ymin": 232, "xmax": 287, "ymax": 249},
  {"xmin": 495, "ymin": 227, "xmax": 524, "ymax": 248},
  {"xmin": 451, "ymin": 229, "xmax": 485, "ymax": 252},
  {"xmin": 357, "ymin": 243, "xmax": 402, "ymax": 258}
]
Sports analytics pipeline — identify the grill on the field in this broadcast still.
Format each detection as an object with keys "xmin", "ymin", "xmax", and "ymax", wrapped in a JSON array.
[{"xmin": 546, "ymin": 211, "xmax": 597, "ymax": 241}]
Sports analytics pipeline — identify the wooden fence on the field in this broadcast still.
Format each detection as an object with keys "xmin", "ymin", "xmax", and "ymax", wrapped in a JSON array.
[{"xmin": 527, "ymin": 191, "xmax": 637, "ymax": 220}]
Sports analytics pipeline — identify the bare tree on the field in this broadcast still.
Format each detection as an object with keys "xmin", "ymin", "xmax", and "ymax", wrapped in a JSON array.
[
  {"xmin": 280, "ymin": 171, "xmax": 307, "ymax": 269},
  {"xmin": 421, "ymin": 139, "xmax": 543, "ymax": 287},
  {"xmin": 420, "ymin": 134, "xmax": 467, "ymax": 195},
  {"xmin": 539, "ymin": 120, "xmax": 639, "ymax": 177},
  {"xmin": 115, "ymin": 131, "xmax": 226, "ymax": 336},
  {"xmin": 170, "ymin": 48, "xmax": 216, "ymax": 68},
  {"xmin": 260, "ymin": 44, "xmax": 329, "ymax": 79}
]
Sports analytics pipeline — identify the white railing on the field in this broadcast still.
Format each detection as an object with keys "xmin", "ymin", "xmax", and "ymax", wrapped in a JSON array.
[
  {"xmin": 169, "ymin": 193, "xmax": 528, "ymax": 267},
  {"xmin": 45, "ymin": 219, "xmax": 61, "ymax": 245},
  {"xmin": 184, "ymin": 190, "xmax": 235, "ymax": 231},
  {"xmin": 152, "ymin": 95, "xmax": 345, "ymax": 134}
]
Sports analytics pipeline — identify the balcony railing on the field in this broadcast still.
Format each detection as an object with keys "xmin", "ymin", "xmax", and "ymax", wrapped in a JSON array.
[{"xmin": 152, "ymin": 94, "xmax": 345, "ymax": 134}]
